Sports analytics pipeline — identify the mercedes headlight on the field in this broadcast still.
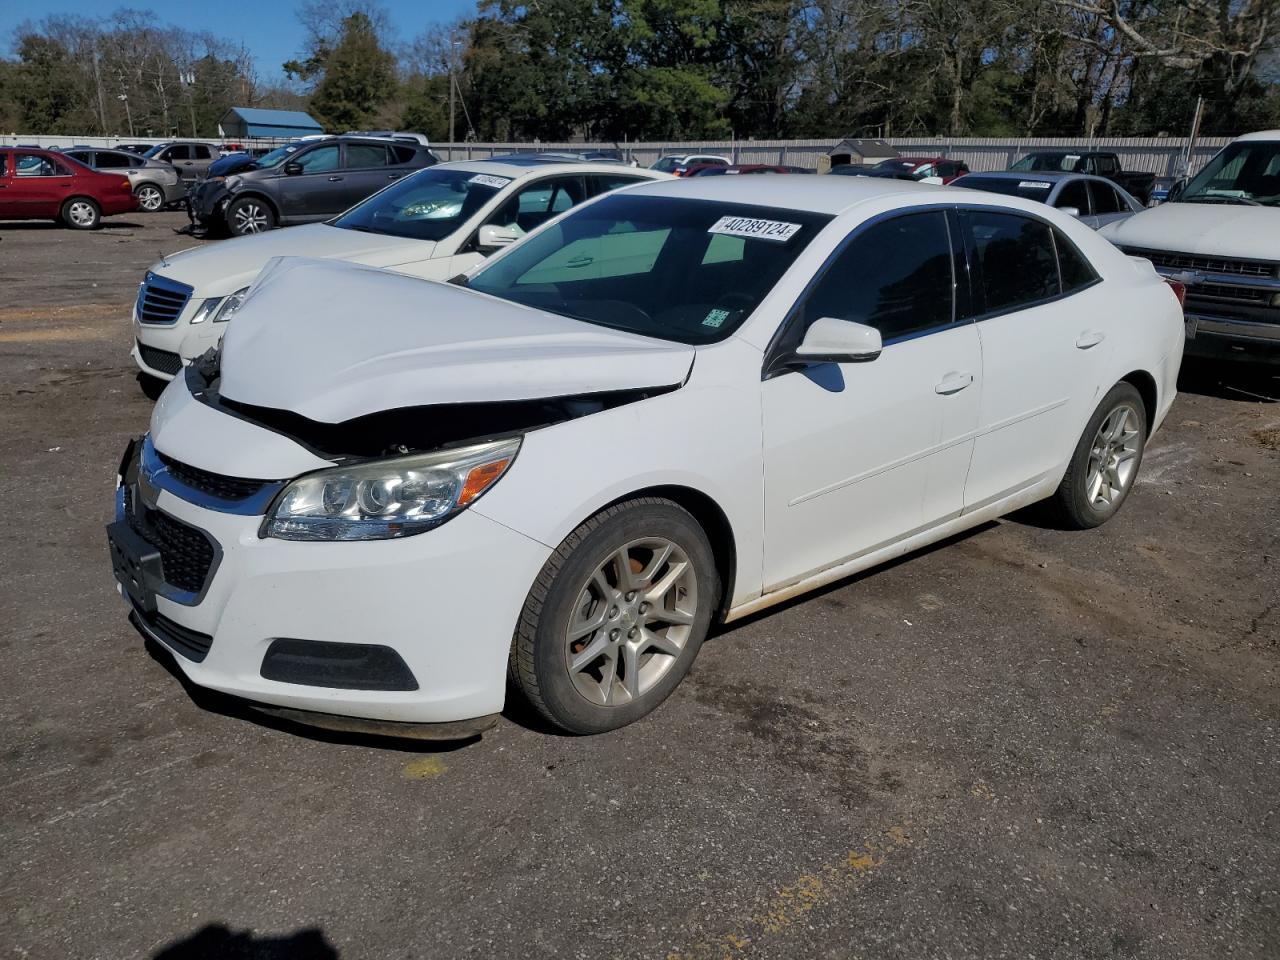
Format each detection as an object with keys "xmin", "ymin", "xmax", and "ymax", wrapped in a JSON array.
[
  {"xmin": 264, "ymin": 438, "xmax": 521, "ymax": 541},
  {"xmin": 188, "ymin": 288, "xmax": 248, "ymax": 324}
]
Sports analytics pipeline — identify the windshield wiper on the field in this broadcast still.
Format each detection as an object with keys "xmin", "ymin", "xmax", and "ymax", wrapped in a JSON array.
[{"xmin": 1185, "ymin": 194, "xmax": 1263, "ymax": 206}]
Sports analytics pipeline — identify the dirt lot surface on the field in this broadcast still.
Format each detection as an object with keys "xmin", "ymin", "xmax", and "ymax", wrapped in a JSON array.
[{"xmin": 1, "ymin": 212, "xmax": 1277, "ymax": 959}]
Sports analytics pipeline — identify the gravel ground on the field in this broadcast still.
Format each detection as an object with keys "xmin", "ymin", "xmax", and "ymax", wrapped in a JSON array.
[{"xmin": 1, "ymin": 212, "xmax": 1277, "ymax": 960}]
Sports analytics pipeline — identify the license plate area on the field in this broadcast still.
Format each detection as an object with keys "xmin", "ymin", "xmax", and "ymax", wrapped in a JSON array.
[{"xmin": 107, "ymin": 520, "xmax": 162, "ymax": 614}]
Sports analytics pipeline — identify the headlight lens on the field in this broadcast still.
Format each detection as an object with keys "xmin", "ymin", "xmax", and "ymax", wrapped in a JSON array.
[
  {"xmin": 211, "ymin": 286, "xmax": 250, "ymax": 323},
  {"xmin": 264, "ymin": 438, "xmax": 521, "ymax": 541},
  {"xmin": 188, "ymin": 297, "xmax": 223, "ymax": 324}
]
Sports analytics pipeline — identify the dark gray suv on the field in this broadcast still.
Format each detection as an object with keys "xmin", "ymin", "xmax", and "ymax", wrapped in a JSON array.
[{"xmin": 190, "ymin": 136, "xmax": 438, "ymax": 236}]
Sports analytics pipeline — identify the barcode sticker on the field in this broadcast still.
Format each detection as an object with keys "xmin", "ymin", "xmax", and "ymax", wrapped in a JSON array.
[
  {"xmin": 468, "ymin": 174, "xmax": 512, "ymax": 189},
  {"xmin": 1019, "ymin": 180, "xmax": 1053, "ymax": 189},
  {"xmin": 708, "ymin": 216, "xmax": 802, "ymax": 242}
]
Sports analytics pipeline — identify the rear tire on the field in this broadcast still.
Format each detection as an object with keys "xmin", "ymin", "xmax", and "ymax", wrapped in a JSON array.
[
  {"xmin": 135, "ymin": 183, "xmax": 165, "ymax": 212},
  {"xmin": 61, "ymin": 197, "xmax": 101, "ymax": 230},
  {"xmin": 226, "ymin": 197, "xmax": 275, "ymax": 236},
  {"xmin": 509, "ymin": 498, "xmax": 719, "ymax": 734},
  {"xmin": 1044, "ymin": 382, "xmax": 1147, "ymax": 529}
]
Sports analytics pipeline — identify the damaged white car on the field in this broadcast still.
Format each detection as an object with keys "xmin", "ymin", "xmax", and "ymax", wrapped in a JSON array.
[{"xmin": 108, "ymin": 176, "xmax": 1184, "ymax": 738}]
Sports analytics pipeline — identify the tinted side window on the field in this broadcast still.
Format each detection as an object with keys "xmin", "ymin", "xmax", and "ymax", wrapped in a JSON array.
[
  {"xmin": 1055, "ymin": 180, "xmax": 1089, "ymax": 213},
  {"xmin": 1087, "ymin": 181, "xmax": 1121, "ymax": 214},
  {"xmin": 345, "ymin": 144, "xmax": 389, "ymax": 168},
  {"xmin": 802, "ymin": 211, "xmax": 955, "ymax": 341},
  {"xmin": 389, "ymin": 145, "xmax": 416, "ymax": 164},
  {"xmin": 1054, "ymin": 230, "xmax": 1098, "ymax": 293},
  {"xmin": 590, "ymin": 174, "xmax": 647, "ymax": 195},
  {"xmin": 963, "ymin": 210, "xmax": 1060, "ymax": 315},
  {"xmin": 96, "ymin": 152, "xmax": 132, "ymax": 168},
  {"xmin": 164, "ymin": 145, "xmax": 191, "ymax": 161},
  {"xmin": 295, "ymin": 145, "xmax": 339, "ymax": 172},
  {"xmin": 192, "ymin": 145, "xmax": 213, "ymax": 160}
]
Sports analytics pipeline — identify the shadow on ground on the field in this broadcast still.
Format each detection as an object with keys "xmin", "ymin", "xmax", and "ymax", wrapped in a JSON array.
[{"xmin": 153, "ymin": 924, "xmax": 339, "ymax": 959}]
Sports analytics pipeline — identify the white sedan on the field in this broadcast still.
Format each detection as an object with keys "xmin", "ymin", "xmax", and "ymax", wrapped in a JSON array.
[
  {"xmin": 129, "ymin": 159, "xmax": 668, "ymax": 386},
  {"xmin": 108, "ymin": 175, "xmax": 1184, "ymax": 738}
]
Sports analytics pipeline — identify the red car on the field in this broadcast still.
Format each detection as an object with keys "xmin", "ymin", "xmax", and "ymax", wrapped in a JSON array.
[
  {"xmin": 872, "ymin": 156, "xmax": 970, "ymax": 184},
  {"xmin": 0, "ymin": 148, "xmax": 138, "ymax": 229}
]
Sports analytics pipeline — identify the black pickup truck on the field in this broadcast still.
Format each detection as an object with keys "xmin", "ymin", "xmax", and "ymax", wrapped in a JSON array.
[{"xmin": 1010, "ymin": 151, "xmax": 1155, "ymax": 205}]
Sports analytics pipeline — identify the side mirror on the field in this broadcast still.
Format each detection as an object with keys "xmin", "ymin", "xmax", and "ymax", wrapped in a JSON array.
[
  {"xmin": 477, "ymin": 223, "xmax": 521, "ymax": 252},
  {"xmin": 1168, "ymin": 178, "xmax": 1186, "ymax": 202},
  {"xmin": 1057, "ymin": 205, "xmax": 1081, "ymax": 218},
  {"xmin": 283, "ymin": 161, "xmax": 303, "ymax": 176},
  {"xmin": 793, "ymin": 317, "xmax": 882, "ymax": 364}
]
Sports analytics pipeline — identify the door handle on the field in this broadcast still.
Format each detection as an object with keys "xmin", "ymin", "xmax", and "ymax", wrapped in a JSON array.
[
  {"xmin": 1075, "ymin": 330, "xmax": 1106, "ymax": 349},
  {"xmin": 327, "ymin": 176, "xmax": 344, "ymax": 182},
  {"xmin": 934, "ymin": 372, "xmax": 974, "ymax": 395}
]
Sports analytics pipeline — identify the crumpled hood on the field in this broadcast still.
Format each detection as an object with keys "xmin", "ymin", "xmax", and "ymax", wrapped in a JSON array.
[
  {"xmin": 1101, "ymin": 202, "xmax": 1280, "ymax": 260},
  {"xmin": 153, "ymin": 224, "xmax": 436, "ymax": 295},
  {"xmin": 217, "ymin": 258, "xmax": 696, "ymax": 424}
]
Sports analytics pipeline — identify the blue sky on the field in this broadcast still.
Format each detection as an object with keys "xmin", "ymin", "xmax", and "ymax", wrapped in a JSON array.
[{"xmin": 1, "ymin": 0, "xmax": 477, "ymax": 81}]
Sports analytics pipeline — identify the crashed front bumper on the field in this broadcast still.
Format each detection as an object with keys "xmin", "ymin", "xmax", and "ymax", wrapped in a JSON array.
[{"xmin": 107, "ymin": 434, "xmax": 551, "ymax": 729}]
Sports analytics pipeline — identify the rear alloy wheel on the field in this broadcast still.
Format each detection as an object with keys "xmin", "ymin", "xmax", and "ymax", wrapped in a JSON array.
[
  {"xmin": 61, "ymin": 198, "xmax": 101, "ymax": 230},
  {"xmin": 135, "ymin": 184, "xmax": 165, "ymax": 212},
  {"xmin": 510, "ymin": 498, "xmax": 719, "ymax": 734},
  {"xmin": 1045, "ymin": 382, "xmax": 1147, "ymax": 529},
  {"xmin": 227, "ymin": 197, "xmax": 275, "ymax": 236}
]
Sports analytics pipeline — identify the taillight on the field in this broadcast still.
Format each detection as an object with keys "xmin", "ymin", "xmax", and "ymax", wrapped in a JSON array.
[
  {"xmin": 121, "ymin": 179, "xmax": 131, "ymax": 190},
  {"xmin": 1165, "ymin": 279, "xmax": 1186, "ymax": 307}
]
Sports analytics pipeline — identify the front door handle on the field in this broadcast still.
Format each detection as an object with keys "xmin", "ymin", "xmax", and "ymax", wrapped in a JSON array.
[
  {"xmin": 934, "ymin": 372, "xmax": 974, "ymax": 395},
  {"xmin": 1075, "ymin": 330, "xmax": 1106, "ymax": 349},
  {"xmin": 327, "ymin": 176, "xmax": 344, "ymax": 182}
]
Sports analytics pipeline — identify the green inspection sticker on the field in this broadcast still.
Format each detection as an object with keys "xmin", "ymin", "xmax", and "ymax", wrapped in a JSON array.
[{"xmin": 702, "ymin": 308, "xmax": 731, "ymax": 328}]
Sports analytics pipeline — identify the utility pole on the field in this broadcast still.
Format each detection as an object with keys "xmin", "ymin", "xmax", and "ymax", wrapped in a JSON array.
[
  {"xmin": 448, "ymin": 35, "xmax": 459, "ymax": 161},
  {"xmin": 91, "ymin": 47, "xmax": 108, "ymax": 135},
  {"xmin": 118, "ymin": 93, "xmax": 134, "ymax": 138},
  {"xmin": 1180, "ymin": 95, "xmax": 1205, "ymax": 180}
]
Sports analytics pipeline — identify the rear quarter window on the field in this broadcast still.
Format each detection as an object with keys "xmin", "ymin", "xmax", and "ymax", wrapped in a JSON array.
[{"xmin": 962, "ymin": 210, "xmax": 1060, "ymax": 315}]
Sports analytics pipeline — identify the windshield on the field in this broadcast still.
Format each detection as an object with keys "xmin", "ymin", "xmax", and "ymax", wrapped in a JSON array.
[
  {"xmin": 142, "ymin": 144, "xmax": 166, "ymax": 159},
  {"xmin": 1011, "ymin": 153, "xmax": 1077, "ymax": 172},
  {"xmin": 251, "ymin": 143, "xmax": 301, "ymax": 169},
  {"xmin": 1179, "ymin": 141, "xmax": 1280, "ymax": 206},
  {"xmin": 466, "ymin": 194, "xmax": 832, "ymax": 345},
  {"xmin": 331, "ymin": 167, "xmax": 507, "ymax": 241},
  {"xmin": 651, "ymin": 157, "xmax": 681, "ymax": 173},
  {"xmin": 955, "ymin": 176, "xmax": 1053, "ymax": 201}
]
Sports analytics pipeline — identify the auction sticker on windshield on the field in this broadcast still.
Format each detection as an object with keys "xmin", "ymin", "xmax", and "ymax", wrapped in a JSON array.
[
  {"xmin": 469, "ymin": 174, "xmax": 512, "ymax": 189},
  {"xmin": 708, "ymin": 216, "xmax": 802, "ymax": 242},
  {"xmin": 1019, "ymin": 181, "xmax": 1053, "ymax": 189}
]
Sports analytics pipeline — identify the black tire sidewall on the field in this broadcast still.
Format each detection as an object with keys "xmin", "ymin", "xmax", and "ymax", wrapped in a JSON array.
[
  {"xmin": 530, "ymin": 502, "xmax": 718, "ymax": 734},
  {"xmin": 61, "ymin": 198, "xmax": 100, "ymax": 230},
  {"xmin": 226, "ymin": 197, "xmax": 274, "ymax": 236},
  {"xmin": 1064, "ymin": 382, "xmax": 1147, "ymax": 526}
]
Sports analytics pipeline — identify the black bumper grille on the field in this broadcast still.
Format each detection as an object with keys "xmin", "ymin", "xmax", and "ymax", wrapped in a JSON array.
[
  {"xmin": 138, "ymin": 342, "xmax": 182, "ymax": 376},
  {"xmin": 157, "ymin": 452, "xmax": 269, "ymax": 502},
  {"xmin": 127, "ymin": 504, "xmax": 216, "ymax": 595},
  {"xmin": 136, "ymin": 272, "xmax": 193, "ymax": 324},
  {"xmin": 131, "ymin": 609, "xmax": 213, "ymax": 662},
  {"xmin": 1125, "ymin": 248, "xmax": 1277, "ymax": 279}
]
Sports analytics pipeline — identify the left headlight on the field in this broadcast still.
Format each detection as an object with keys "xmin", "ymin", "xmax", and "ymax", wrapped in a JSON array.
[
  {"xmin": 264, "ymin": 437, "xmax": 521, "ymax": 541},
  {"xmin": 190, "ymin": 286, "xmax": 250, "ymax": 325}
]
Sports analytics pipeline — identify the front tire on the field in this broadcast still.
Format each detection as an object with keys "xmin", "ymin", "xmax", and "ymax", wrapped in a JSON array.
[
  {"xmin": 226, "ymin": 197, "xmax": 275, "ymax": 236},
  {"xmin": 1045, "ymin": 382, "xmax": 1147, "ymax": 529},
  {"xmin": 509, "ymin": 498, "xmax": 719, "ymax": 734},
  {"xmin": 135, "ymin": 184, "xmax": 165, "ymax": 212},
  {"xmin": 61, "ymin": 197, "xmax": 101, "ymax": 230}
]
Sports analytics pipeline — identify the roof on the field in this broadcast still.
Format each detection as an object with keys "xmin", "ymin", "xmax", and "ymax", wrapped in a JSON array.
[
  {"xmin": 1236, "ymin": 130, "xmax": 1280, "ymax": 142},
  {"xmin": 624, "ymin": 173, "xmax": 941, "ymax": 214},
  {"xmin": 436, "ymin": 158, "xmax": 669, "ymax": 180},
  {"xmin": 830, "ymin": 138, "xmax": 898, "ymax": 156},
  {"xmin": 957, "ymin": 170, "xmax": 1080, "ymax": 181},
  {"xmin": 222, "ymin": 108, "xmax": 322, "ymax": 128}
]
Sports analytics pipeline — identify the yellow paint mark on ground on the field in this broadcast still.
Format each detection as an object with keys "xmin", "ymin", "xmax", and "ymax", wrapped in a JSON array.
[
  {"xmin": 0, "ymin": 303, "xmax": 129, "ymax": 323},
  {"xmin": 402, "ymin": 757, "xmax": 448, "ymax": 780},
  {"xmin": 0, "ymin": 325, "xmax": 119, "ymax": 344},
  {"xmin": 668, "ymin": 826, "xmax": 912, "ymax": 959}
]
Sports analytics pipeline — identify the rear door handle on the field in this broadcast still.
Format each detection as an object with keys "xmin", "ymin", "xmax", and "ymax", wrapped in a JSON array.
[
  {"xmin": 934, "ymin": 372, "xmax": 974, "ymax": 395},
  {"xmin": 327, "ymin": 176, "xmax": 344, "ymax": 182},
  {"xmin": 1075, "ymin": 330, "xmax": 1106, "ymax": 349}
]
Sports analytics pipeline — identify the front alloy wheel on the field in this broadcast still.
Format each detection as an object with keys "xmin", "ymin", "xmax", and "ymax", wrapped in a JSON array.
[
  {"xmin": 510, "ymin": 498, "xmax": 719, "ymax": 734},
  {"xmin": 228, "ymin": 198, "xmax": 274, "ymax": 235}
]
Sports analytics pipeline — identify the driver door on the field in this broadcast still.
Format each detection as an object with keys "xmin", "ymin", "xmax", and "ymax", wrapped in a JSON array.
[
  {"xmin": 760, "ymin": 210, "xmax": 981, "ymax": 590},
  {"xmin": 278, "ymin": 143, "xmax": 341, "ymax": 220}
]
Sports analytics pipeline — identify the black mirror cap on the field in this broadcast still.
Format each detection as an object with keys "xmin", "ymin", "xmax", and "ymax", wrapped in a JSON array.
[{"xmin": 284, "ymin": 161, "xmax": 303, "ymax": 176}]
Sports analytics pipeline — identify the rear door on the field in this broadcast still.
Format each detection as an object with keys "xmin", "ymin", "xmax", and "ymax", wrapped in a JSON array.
[
  {"xmin": 1086, "ymin": 180, "xmax": 1129, "ymax": 229},
  {"xmin": 959, "ymin": 209, "xmax": 1110, "ymax": 510},
  {"xmin": 189, "ymin": 144, "xmax": 215, "ymax": 179},
  {"xmin": 1053, "ymin": 178, "xmax": 1092, "ymax": 226},
  {"xmin": 0, "ymin": 152, "xmax": 13, "ymax": 216},
  {"xmin": 335, "ymin": 142, "xmax": 399, "ymax": 213}
]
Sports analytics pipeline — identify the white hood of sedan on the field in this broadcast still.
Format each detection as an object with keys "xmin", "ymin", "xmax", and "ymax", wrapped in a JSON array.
[
  {"xmin": 154, "ymin": 224, "xmax": 436, "ymax": 296},
  {"xmin": 1100, "ymin": 202, "xmax": 1280, "ymax": 260},
  {"xmin": 216, "ymin": 258, "xmax": 696, "ymax": 423}
]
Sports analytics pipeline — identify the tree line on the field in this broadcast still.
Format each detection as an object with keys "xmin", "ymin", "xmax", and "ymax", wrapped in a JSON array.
[{"xmin": 2, "ymin": 0, "xmax": 1277, "ymax": 141}]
